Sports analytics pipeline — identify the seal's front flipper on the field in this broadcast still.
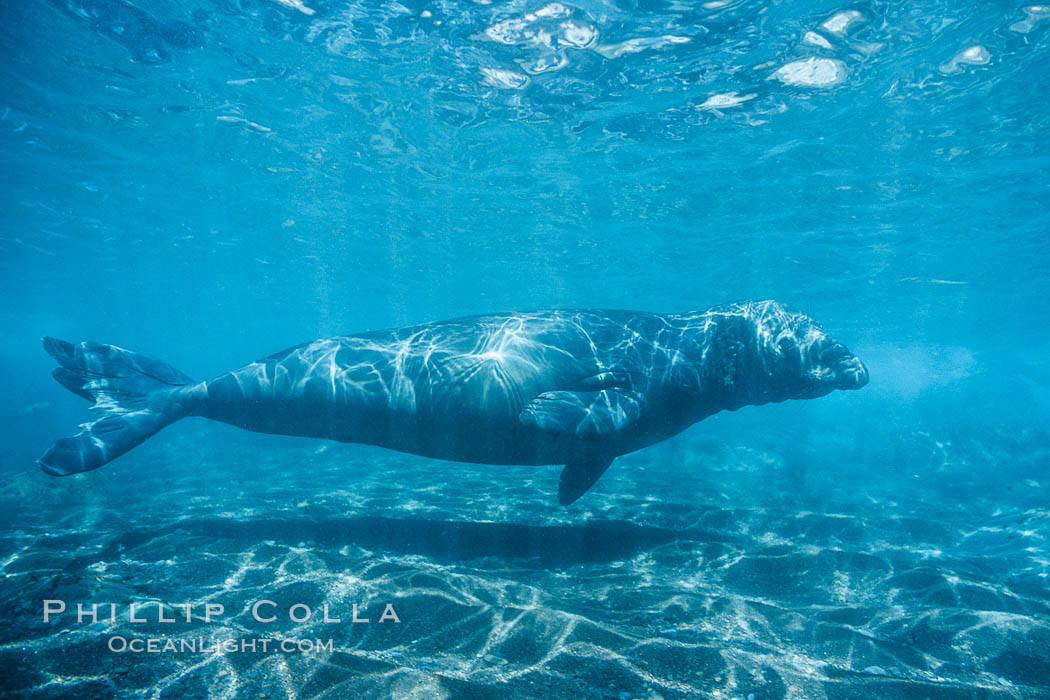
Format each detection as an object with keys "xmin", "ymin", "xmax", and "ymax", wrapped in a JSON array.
[
  {"xmin": 519, "ymin": 389, "xmax": 645, "ymax": 438},
  {"xmin": 38, "ymin": 338, "xmax": 193, "ymax": 476},
  {"xmin": 559, "ymin": 453, "xmax": 615, "ymax": 505},
  {"xmin": 519, "ymin": 389, "xmax": 640, "ymax": 504}
]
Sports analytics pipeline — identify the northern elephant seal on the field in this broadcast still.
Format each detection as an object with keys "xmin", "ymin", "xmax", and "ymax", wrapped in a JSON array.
[{"xmin": 39, "ymin": 300, "xmax": 868, "ymax": 504}]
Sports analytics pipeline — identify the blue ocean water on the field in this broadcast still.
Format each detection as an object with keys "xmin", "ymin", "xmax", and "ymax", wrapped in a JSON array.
[{"xmin": 2, "ymin": 0, "xmax": 1049, "ymax": 697}]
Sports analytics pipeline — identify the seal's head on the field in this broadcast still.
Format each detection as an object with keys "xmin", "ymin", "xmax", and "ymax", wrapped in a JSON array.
[{"xmin": 751, "ymin": 301, "xmax": 869, "ymax": 401}]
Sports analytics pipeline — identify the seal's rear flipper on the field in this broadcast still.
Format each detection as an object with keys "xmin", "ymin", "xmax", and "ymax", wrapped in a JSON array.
[
  {"xmin": 558, "ymin": 453, "xmax": 614, "ymax": 506},
  {"xmin": 38, "ymin": 338, "xmax": 193, "ymax": 476}
]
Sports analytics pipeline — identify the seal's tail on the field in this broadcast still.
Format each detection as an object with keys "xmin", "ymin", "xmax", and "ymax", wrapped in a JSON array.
[{"xmin": 38, "ymin": 337, "xmax": 193, "ymax": 476}]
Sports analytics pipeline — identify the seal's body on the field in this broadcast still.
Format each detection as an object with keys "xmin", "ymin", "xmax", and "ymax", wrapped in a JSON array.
[{"xmin": 39, "ymin": 301, "xmax": 868, "ymax": 504}]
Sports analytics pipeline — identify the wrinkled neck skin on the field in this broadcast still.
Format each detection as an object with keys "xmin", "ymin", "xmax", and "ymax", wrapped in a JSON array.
[{"xmin": 670, "ymin": 304, "xmax": 793, "ymax": 419}]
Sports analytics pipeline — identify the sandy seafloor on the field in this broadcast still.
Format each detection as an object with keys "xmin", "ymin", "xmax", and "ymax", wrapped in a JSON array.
[{"xmin": 1, "ymin": 423, "xmax": 1048, "ymax": 700}]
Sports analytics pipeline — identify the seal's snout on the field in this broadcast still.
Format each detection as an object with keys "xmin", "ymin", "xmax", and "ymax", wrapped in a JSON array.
[
  {"xmin": 835, "ymin": 355, "xmax": 869, "ymax": 390},
  {"xmin": 817, "ymin": 341, "xmax": 868, "ymax": 390}
]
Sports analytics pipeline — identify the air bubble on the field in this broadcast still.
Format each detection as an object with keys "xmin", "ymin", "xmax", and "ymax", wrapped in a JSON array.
[
  {"xmin": 527, "ymin": 3, "xmax": 571, "ymax": 20},
  {"xmin": 485, "ymin": 18, "xmax": 533, "ymax": 45},
  {"xmin": 938, "ymin": 45, "xmax": 991, "ymax": 74},
  {"xmin": 803, "ymin": 31, "xmax": 832, "ymax": 49},
  {"xmin": 560, "ymin": 20, "xmax": 598, "ymax": 48},
  {"xmin": 480, "ymin": 67, "xmax": 530, "ymax": 89},
  {"xmin": 272, "ymin": 0, "xmax": 315, "ymax": 15},
  {"xmin": 595, "ymin": 35, "xmax": 690, "ymax": 59},
  {"xmin": 1009, "ymin": 5, "xmax": 1050, "ymax": 33},
  {"xmin": 821, "ymin": 10, "xmax": 862, "ymax": 35},
  {"xmin": 698, "ymin": 92, "xmax": 757, "ymax": 110},
  {"xmin": 519, "ymin": 52, "xmax": 569, "ymax": 74},
  {"xmin": 480, "ymin": 5, "xmax": 598, "ymax": 77},
  {"xmin": 771, "ymin": 57, "xmax": 847, "ymax": 87}
]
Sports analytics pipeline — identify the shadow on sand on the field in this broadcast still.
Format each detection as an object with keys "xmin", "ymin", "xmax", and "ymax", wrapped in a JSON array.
[{"xmin": 74, "ymin": 516, "xmax": 699, "ymax": 568}]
